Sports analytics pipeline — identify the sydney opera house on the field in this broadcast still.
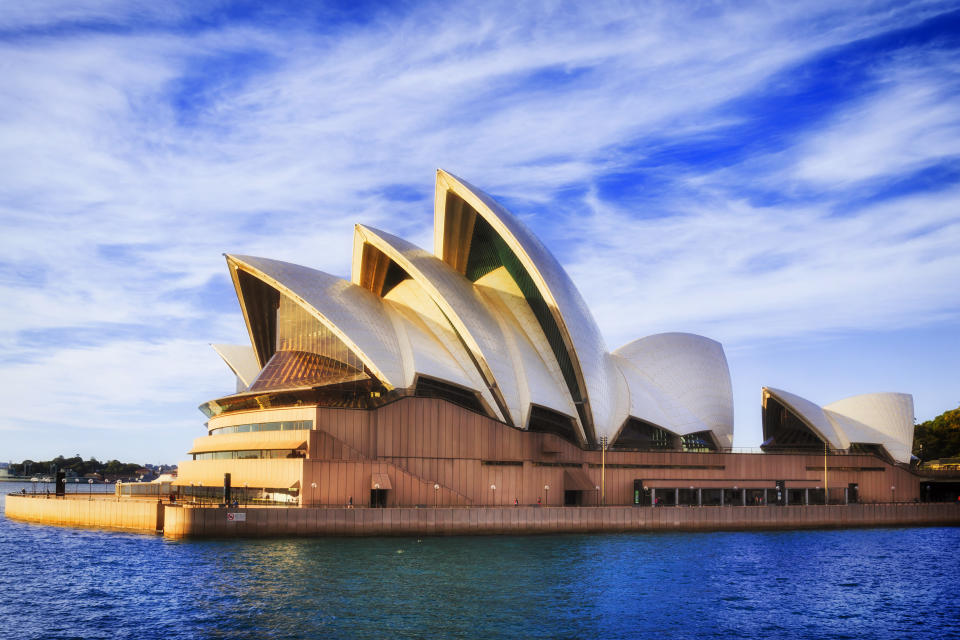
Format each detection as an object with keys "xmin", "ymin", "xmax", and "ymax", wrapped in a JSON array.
[{"xmin": 175, "ymin": 170, "xmax": 922, "ymax": 508}]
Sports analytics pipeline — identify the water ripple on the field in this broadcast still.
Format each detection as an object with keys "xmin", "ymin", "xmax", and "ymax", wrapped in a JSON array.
[{"xmin": 2, "ymin": 487, "xmax": 959, "ymax": 640}]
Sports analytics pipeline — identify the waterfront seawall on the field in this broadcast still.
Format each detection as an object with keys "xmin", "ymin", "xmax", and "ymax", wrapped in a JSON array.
[
  {"xmin": 162, "ymin": 502, "xmax": 960, "ymax": 539},
  {"xmin": 4, "ymin": 495, "xmax": 164, "ymax": 533}
]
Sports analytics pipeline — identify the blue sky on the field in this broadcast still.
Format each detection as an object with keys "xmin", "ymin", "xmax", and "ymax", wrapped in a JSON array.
[{"xmin": 1, "ymin": 1, "xmax": 958, "ymax": 464}]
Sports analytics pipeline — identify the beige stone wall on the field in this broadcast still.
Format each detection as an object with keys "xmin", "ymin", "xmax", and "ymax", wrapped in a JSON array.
[
  {"xmin": 175, "ymin": 458, "xmax": 303, "ymax": 490},
  {"xmin": 5, "ymin": 495, "xmax": 163, "ymax": 532},
  {"xmin": 162, "ymin": 502, "xmax": 960, "ymax": 539},
  {"xmin": 188, "ymin": 429, "xmax": 311, "ymax": 455}
]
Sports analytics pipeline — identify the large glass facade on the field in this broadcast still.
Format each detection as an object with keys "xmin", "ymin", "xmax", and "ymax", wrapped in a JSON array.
[
  {"xmin": 246, "ymin": 292, "xmax": 370, "ymax": 392},
  {"xmin": 614, "ymin": 418, "xmax": 681, "ymax": 450},
  {"xmin": 761, "ymin": 397, "xmax": 826, "ymax": 452}
]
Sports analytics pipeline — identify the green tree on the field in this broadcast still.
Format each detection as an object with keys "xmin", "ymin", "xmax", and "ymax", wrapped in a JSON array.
[{"xmin": 913, "ymin": 404, "xmax": 960, "ymax": 461}]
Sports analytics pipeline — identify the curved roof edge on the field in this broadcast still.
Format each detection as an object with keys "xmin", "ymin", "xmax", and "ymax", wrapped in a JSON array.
[
  {"xmin": 226, "ymin": 254, "xmax": 405, "ymax": 390},
  {"xmin": 210, "ymin": 343, "xmax": 260, "ymax": 390},
  {"xmin": 433, "ymin": 169, "xmax": 618, "ymax": 442},
  {"xmin": 824, "ymin": 392, "xmax": 915, "ymax": 464},
  {"xmin": 613, "ymin": 332, "xmax": 734, "ymax": 446},
  {"xmin": 351, "ymin": 224, "xmax": 518, "ymax": 426},
  {"xmin": 762, "ymin": 387, "xmax": 847, "ymax": 449},
  {"xmin": 763, "ymin": 387, "xmax": 916, "ymax": 463}
]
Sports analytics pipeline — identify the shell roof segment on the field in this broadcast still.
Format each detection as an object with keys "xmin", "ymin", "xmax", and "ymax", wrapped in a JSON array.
[
  {"xmin": 824, "ymin": 393, "xmax": 915, "ymax": 464},
  {"xmin": 381, "ymin": 279, "xmax": 502, "ymax": 419},
  {"xmin": 226, "ymin": 254, "xmax": 406, "ymax": 389},
  {"xmin": 433, "ymin": 169, "xmax": 622, "ymax": 442},
  {"xmin": 613, "ymin": 333, "xmax": 734, "ymax": 446},
  {"xmin": 352, "ymin": 224, "xmax": 522, "ymax": 427},
  {"xmin": 763, "ymin": 387, "xmax": 848, "ymax": 449},
  {"xmin": 210, "ymin": 343, "xmax": 260, "ymax": 391},
  {"xmin": 763, "ymin": 387, "xmax": 915, "ymax": 463}
]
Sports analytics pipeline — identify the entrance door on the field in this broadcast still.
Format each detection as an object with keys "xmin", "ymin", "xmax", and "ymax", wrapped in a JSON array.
[
  {"xmin": 370, "ymin": 489, "xmax": 388, "ymax": 508},
  {"xmin": 564, "ymin": 490, "xmax": 580, "ymax": 506}
]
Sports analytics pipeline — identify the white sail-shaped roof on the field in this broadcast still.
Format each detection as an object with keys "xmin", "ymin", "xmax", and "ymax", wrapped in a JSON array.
[
  {"xmin": 612, "ymin": 333, "xmax": 734, "ymax": 446},
  {"xmin": 763, "ymin": 387, "xmax": 915, "ymax": 463},
  {"xmin": 475, "ymin": 267, "xmax": 582, "ymax": 437},
  {"xmin": 211, "ymin": 171, "xmax": 760, "ymax": 450},
  {"xmin": 352, "ymin": 224, "xmax": 522, "ymax": 427},
  {"xmin": 382, "ymin": 279, "xmax": 502, "ymax": 419},
  {"xmin": 825, "ymin": 393, "xmax": 915, "ymax": 464},
  {"xmin": 434, "ymin": 170, "xmax": 623, "ymax": 442},
  {"xmin": 763, "ymin": 387, "xmax": 848, "ymax": 449},
  {"xmin": 211, "ymin": 343, "xmax": 260, "ymax": 392},
  {"xmin": 227, "ymin": 254, "xmax": 406, "ymax": 389}
]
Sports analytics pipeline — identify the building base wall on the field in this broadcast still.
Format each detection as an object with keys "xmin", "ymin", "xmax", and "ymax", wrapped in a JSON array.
[
  {"xmin": 5, "ymin": 494, "xmax": 164, "ymax": 533},
  {"xmin": 161, "ymin": 502, "xmax": 960, "ymax": 539}
]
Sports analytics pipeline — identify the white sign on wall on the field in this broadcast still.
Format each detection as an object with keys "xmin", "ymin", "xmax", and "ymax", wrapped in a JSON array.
[{"xmin": 226, "ymin": 512, "xmax": 246, "ymax": 522}]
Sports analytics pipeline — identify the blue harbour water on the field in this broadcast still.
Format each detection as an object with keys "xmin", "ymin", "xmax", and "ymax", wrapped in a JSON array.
[{"xmin": 1, "ymin": 483, "xmax": 958, "ymax": 640}]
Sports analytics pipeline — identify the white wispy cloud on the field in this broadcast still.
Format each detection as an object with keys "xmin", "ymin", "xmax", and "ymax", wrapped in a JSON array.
[{"xmin": 0, "ymin": 0, "xmax": 957, "ymax": 458}]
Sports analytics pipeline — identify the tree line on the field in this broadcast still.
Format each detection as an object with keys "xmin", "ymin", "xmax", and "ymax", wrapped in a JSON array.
[
  {"xmin": 8, "ymin": 455, "xmax": 143, "ymax": 478},
  {"xmin": 913, "ymin": 404, "xmax": 960, "ymax": 461}
]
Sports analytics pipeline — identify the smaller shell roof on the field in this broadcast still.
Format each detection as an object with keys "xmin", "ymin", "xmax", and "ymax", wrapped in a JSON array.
[
  {"xmin": 763, "ymin": 387, "xmax": 915, "ymax": 463},
  {"xmin": 824, "ymin": 393, "xmax": 915, "ymax": 464},
  {"xmin": 614, "ymin": 333, "xmax": 734, "ymax": 446},
  {"xmin": 353, "ymin": 225, "xmax": 522, "ymax": 427},
  {"xmin": 763, "ymin": 387, "xmax": 848, "ymax": 449},
  {"xmin": 210, "ymin": 344, "xmax": 260, "ymax": 389}
]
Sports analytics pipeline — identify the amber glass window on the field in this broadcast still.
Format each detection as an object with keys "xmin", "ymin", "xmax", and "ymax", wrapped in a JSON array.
[
  {"xmin": 210, "ymin": 420, "xmax": 312, "ymax": 435},
  {"xmin": 192, "ymin": 449, "xmax": 304, "ymax": 461},
  {"xmin": 244, "ymin": 295, "xmax": 368, "ymax": 391},
  {"xmin": 276, "ymin": 295, "xmax": 359, "ymax": 366}
]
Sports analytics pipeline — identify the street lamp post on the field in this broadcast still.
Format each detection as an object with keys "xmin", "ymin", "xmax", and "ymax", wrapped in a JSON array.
[
  {"xmin": 434, "ymin": 483, "xmax": 440, "ymax": 508},
  {"xmin": 891, "ymin": 485, "xmax": 896, "ymax": 503},
  {"xmin": 87, "ymin": 478, "xmax": 93, "ymax": 500},
  {"xmin": 595, "ymin": 485, "xmax": 600, "ymax": 506},
  {"xmin": 310, "ymin": 482, "xmax": 317, "ymax": 507},
  {"xmin": 824, "ymin": 441, "xmax": 829, "ymax": 504},
  {"xmin": 544, "ymin": 484, "xmax": 550, "ymax": 506},
  {"xmin": 490, "ymin": 484, "xmax": 496, "ymax": 506},
  {"xmin": 600, "ymin": 435, "xmax": 608, "ymax": 505}
]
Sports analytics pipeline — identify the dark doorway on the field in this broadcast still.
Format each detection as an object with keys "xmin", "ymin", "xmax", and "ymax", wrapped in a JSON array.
[
  {"xmin": 848, "ymin": 483, "xmax": 859, "ymax": 503},
  {"xmin": 370, "ymin": 489, "xmax": 388, "ymax": 508},
  {"xmin": 564, "ymin": 490, "xmax": 581, "ymax": 506}
]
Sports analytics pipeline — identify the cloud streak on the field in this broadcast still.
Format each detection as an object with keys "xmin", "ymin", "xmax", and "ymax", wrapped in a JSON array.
[{"xmin": 1, "ymin": 1, "xmax": 957, "ymax": 459}]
